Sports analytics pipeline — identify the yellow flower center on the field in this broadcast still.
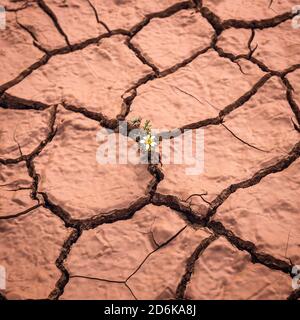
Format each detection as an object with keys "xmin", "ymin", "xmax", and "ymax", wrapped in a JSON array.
[{"xmin": 145, "ymin": 136, "xmax": 153, "ymax": 146}]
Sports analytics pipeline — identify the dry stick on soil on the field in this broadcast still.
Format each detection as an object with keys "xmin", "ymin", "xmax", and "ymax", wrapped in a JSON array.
[{"xmin": 175, "ymin": 233, "xmax": 218, "ymax": 299}]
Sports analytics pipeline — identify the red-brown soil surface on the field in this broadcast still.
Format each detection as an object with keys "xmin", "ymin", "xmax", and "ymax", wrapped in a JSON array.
[{"xmin": 0, "ymin": 0, "xmax": 300, "ymax": 300}]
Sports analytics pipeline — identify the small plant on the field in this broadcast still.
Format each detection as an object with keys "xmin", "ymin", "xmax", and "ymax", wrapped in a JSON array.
[
  {"xmin": 139, "ymin": 120, "xmax": 157, "ymax": 152},
  {"xmin": 143, "ymin": 119, "xmax": 152, "ymax": 134},
  {"xmin": 140, "ymin": 134, "xmax": 157, "ymax": 152}
]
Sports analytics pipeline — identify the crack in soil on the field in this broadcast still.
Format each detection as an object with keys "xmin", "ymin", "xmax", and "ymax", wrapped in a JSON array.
[
  {"xmin": 0, "ymin": 0, "xmax": 299, "ymax": 300},
  {"xmin": 175, "ymin": 233, "xmax": 218, "ymax": 299},
  {"xmin": 67, "ymin": 225, "xmax": 188, "ymax": 300}
]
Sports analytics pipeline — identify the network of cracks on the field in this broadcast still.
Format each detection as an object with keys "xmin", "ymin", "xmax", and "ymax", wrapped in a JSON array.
[{"xmin": 0, "ymin": 0, "xmax": 300, "ymax": 300}]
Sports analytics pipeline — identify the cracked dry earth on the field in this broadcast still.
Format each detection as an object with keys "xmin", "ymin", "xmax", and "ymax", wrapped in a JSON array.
[{"xmin": 0, "ymin": 0, "xmax": 300, "ymax": 301}]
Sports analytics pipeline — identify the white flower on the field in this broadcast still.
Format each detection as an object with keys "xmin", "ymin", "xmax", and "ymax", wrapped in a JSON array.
[{"xmin": 140, "ymin": 134, "xmax": 157, "ymax": 151}]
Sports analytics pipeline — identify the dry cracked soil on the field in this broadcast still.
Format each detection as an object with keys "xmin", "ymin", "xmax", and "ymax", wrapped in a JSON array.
[{"xmin": 0, "ymin": 0, "xmax": 300, "ymax": 300}]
